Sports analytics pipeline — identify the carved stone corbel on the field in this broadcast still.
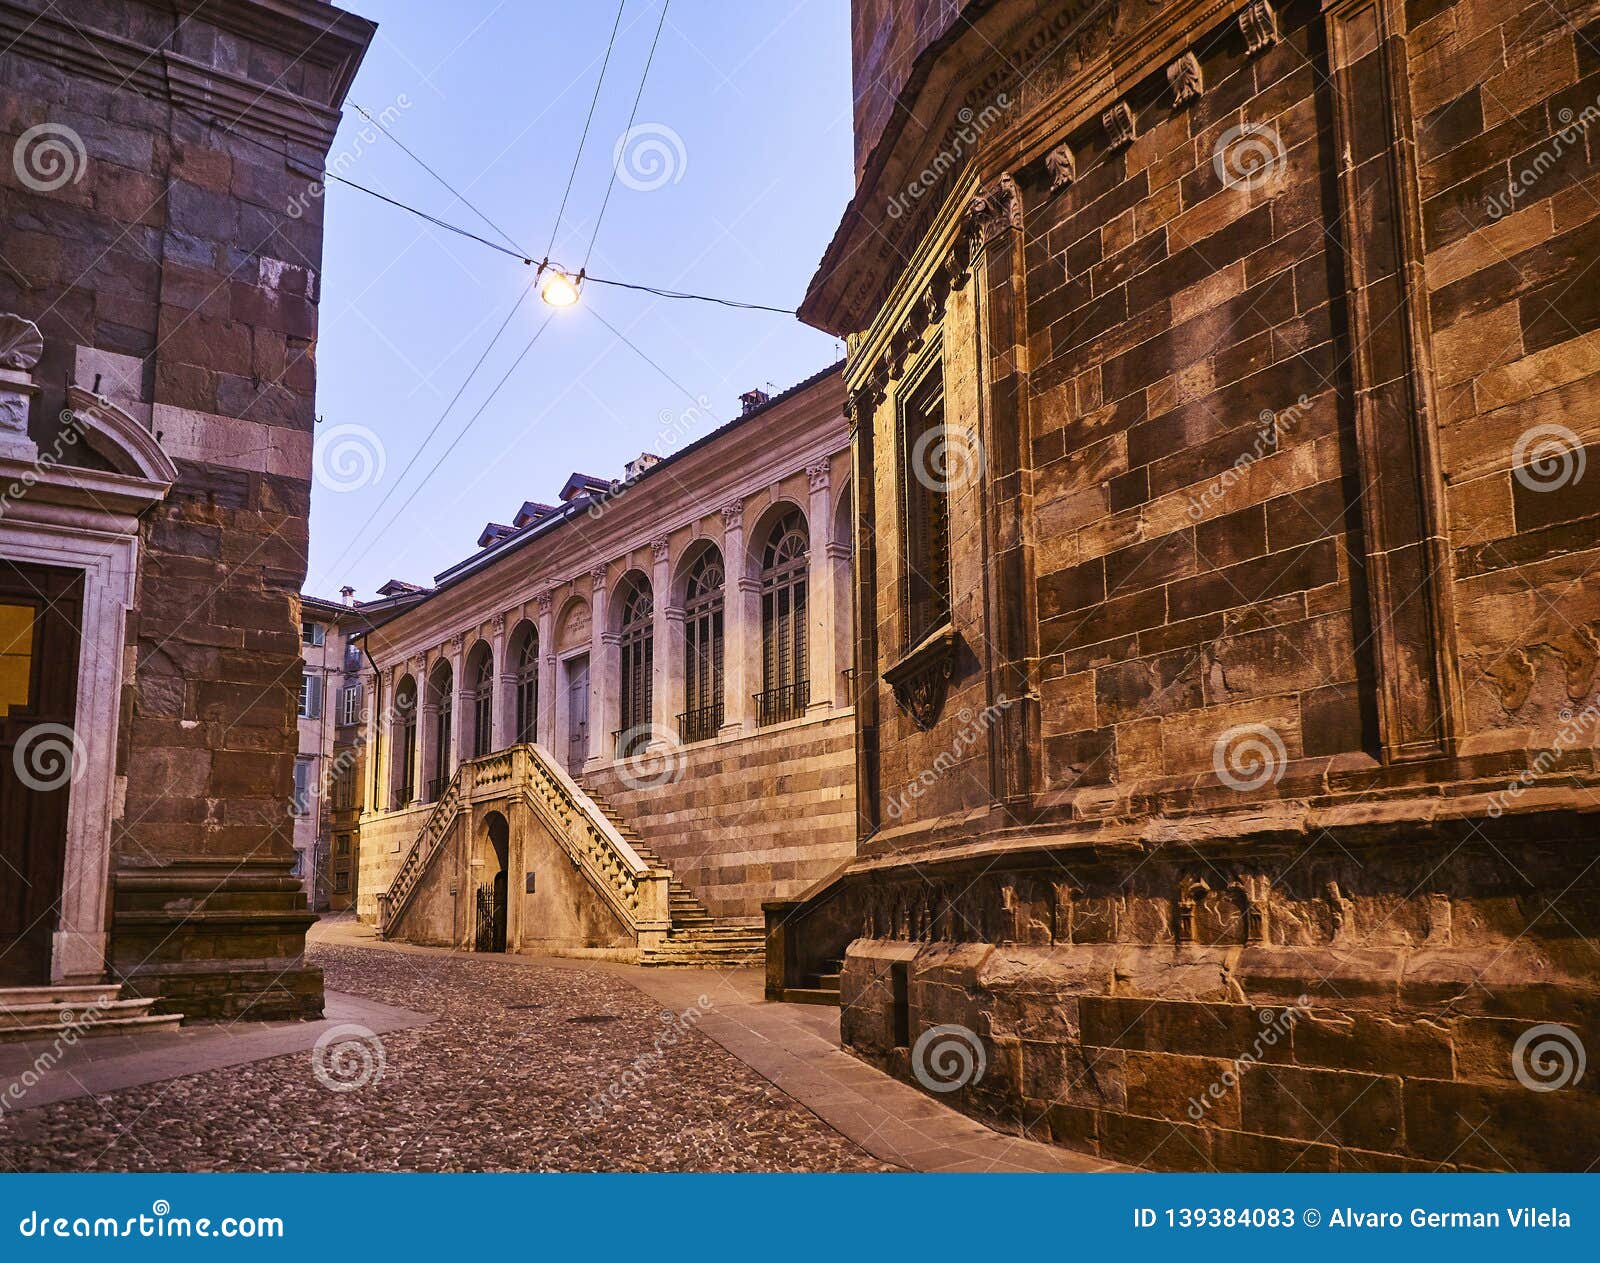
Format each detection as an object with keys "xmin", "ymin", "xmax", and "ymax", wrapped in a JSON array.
[
  {"xmin": 1044, "ymin": 142, "xmax": 1077, "ymax": 193},
  {"xmin": 1167, "ymin": 52, "xmax": 1203, "ymax": 106},
  {"xmin": 1102, "ymin": 101, "xmax": 1136, "ymax": 150},
  {"xmin": 1239, "ymin": 1, "xmax": 1280, "ymax": 56},
  {"xmin": 967, "ymin": 172, "xmax": 1023, "ymax": 244}
]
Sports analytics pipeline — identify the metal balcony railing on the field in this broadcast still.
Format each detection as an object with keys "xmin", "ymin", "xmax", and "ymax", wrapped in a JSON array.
[
  {"xmin": 677, "ymin": 702, "xmax": 724, "ymax": 744},
  {"xmin": 755, "ymin": 680, "xmax": 809, "ymax": 727}
]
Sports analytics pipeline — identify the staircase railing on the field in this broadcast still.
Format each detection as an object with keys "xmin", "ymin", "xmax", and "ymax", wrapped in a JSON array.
[
  {"xmin": 375, "ymin": 744, "xmax": 670, "ymax": 946},
  {"xmin": 376, "ymin": 769, "xmax": 466, "ymax": 936},
  {"xmin": 512, "ymin": 743, "xmax": 671, "ymax": 943}
]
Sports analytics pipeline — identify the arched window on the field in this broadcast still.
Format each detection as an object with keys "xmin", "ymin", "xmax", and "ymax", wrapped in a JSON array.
[
  {"xmin": 681, "ymin": 549, "xmax": 724, "ymax": 742},
  {"xmin": 759, "ymin": 509, "xmax": 809, "ymax": 725},
  {"xmin": 467, "ymin": 644, "xmax": 494, "ymax": 758},
  {"xmin": 394, "ymin": 674, "xmax": 417, "ymax": 807},
  {"xmin": 427, "ymin": 661, "xmax": 452, "ymax": 800},
  {"xmin": 513, "ymin": 624, "xmax": 539, "ymax": 744},
  {"xmin": 616, "ymin": 579, "xmax": 653, "ymax": 757}
]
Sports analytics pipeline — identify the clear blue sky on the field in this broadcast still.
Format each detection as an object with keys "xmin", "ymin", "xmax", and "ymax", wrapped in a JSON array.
[{"xmin": 306, "ymin": 0, "xmax": 853, "ymax": 599}]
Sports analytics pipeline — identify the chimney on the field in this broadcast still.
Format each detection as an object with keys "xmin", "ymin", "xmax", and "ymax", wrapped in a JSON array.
[
  {"xmin": 623, "ymin": 451, "xmax": 661, "ymax": 481},
  {"xmin": 740, "ymin": 388, "xmax": 771, "ymax": 415},
  {"xmin": 339, "ymin": 585, "xmax": 355, "ymax": 607}
]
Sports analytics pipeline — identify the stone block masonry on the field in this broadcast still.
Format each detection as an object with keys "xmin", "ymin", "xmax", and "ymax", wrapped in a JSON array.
[
  {"xmin": 0, "ymin": 0, "xmax": 373, "ymax": 1016},
  {"xmin": 795, "ymin": 0, "xmax": 1600, "ymax": 1169}
]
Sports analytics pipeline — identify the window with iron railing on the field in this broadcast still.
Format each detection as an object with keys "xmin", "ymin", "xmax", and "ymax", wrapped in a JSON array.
[
  {"xmin": 395, "ymin": 677, "xmax": 417, "ymax": 808},
  {"xmin": 682, "ymin": 549, "xmax": 725, "ymax": 743},
  {"xmin": 469, "ymin": 649, "xmax": 493, "ymax": 758},
  {"xmin": 900, "ymin": 360, "xmax": 952, "ymax": 649},
  {"xmin": 758, "ymin": 510, "xmax": 809, "ymax": 726},
  {"xmin": 755, "ymin": 679, "xmax": 809, "ymax": 727}
]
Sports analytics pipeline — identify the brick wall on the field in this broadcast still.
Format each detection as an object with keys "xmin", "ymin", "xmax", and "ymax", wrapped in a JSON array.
[
  {"xmin": 807, "ymin": 0, "xmax": 1600, "ymax": 1170},
  {"xmin": 0, "ymin": 0, "xmax": 371, "ymax": 1016},
  {"xmin": 587, "ymin": 711, "xmax": 856, "ymax": 921}
]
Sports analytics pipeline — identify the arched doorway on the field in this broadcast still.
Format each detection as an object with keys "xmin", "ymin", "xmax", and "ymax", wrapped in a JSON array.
[{"xmin": 475, "ymin": 810, "xmax": 509, "ymax": 953}]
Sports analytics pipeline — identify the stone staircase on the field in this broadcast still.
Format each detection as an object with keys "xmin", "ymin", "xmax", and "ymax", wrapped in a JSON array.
[
  {"xmin": 780, "ymin": 957, "xmax": 843, "ymax": 1006},
  {"xmin": 0, "ymin": 983, "xmax": 183, "ymax": 1044},
  {"xmin": 582, "ymin": 786, "xmax": 767, "ymax": 969}
]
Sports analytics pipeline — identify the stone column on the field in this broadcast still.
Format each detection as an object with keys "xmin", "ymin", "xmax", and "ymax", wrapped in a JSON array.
[
  {"xmin": 490, "ymin": 612, "xmax": 515, "ymax": 750},
  {"xmin": 447, "ymin": 634, "xmax": 467, "ymax": 772},
  {"xmin": 805, "ymin": 459, "xmax": 836, "ymax": 713},
  {"xmin": 536, "ymin": 590, "xmax": 556, "ymax": 750},
  {"xmin": 587, "ymin": 567, "xmax": 613, "ymax": 767},
  {"xmin": 363, "ymin": 668, "xmax": 381, "ymax": 811},
  {"xmin": 649, "ymin": 537, "xmax": 676, "ymax": 740},
  {"xmin": 718, "ymin": 500, "xmax": 755, "ymax": 734}
]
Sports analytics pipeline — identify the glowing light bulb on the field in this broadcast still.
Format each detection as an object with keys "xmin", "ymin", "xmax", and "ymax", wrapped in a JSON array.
[{"xmin": 540, "ymin": 269, "xmax": 581, "ymax": 308}]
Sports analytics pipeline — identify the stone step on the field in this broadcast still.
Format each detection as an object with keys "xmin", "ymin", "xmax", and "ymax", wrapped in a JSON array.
[
  {"xmin": 0, "ymin": 987, "xmax": 184, "ymax": 1043},
  {"xmin": 778, "ymin": 987, "xmax": 842, "ymax": 1007},
  {"xmin": 810, "ymin": 973, "xmax": 842, "ymax": 991},
  {"xmin": 0, "ymin": 983, "xmax": 122, "ymax": 1009},
  {"xmin": 0, "ymin": 1011, "xmax": 183, "ymax": 1044}
]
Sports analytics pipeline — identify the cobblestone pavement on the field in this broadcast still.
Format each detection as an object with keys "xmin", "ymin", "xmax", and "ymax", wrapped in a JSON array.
[{"xmin": 0, "ymin": 945, "xmax": 892, "ymax": 1172}]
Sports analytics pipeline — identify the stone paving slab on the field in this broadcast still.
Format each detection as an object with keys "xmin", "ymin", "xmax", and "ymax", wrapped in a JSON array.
[
  {"xmin": 0, "ymin": 991, "xmax": 433, "ymax": 1114},
  {"xmin": 311, "ymin": 916, "xmax": 1117, "ymax": 1172},
  {"xmin": 535, "ymin": 953, "xmax": 1120, "ymax": 1173}
]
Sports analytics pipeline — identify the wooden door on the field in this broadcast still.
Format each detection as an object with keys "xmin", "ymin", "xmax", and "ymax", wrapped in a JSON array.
[{"xmin": 0, "ymin": 561, "xmax": 83, "ymax": 985}]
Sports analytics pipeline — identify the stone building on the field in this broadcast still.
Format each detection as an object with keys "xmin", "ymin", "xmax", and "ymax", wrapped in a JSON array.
[
  {"xmin": 778, "ymin": 0, "xmax": 1600, "ymax": 1169},
  {"xmin": 358, "ymin": 365, "xmax": 855, "ymax": 965},
  {"xmin": 0, "ymin": 0, "xmax": 372, "ymax": 1021}
]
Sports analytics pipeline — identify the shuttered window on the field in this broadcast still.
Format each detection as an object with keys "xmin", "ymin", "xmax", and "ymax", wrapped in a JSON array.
[
  {"xmin": 682, "ymin": 550, "xmax": 725, "ymax": 741},
  {"xmin": 618, "ymin": 581, "xmax": 654, "ymax": 749},
  {"xmin": 515, "ymin": 627, "xmax": 539, "ymax": 744}
]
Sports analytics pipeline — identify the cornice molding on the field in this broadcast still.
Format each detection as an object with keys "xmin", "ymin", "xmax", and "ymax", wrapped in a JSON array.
[
  {"xmin": 0, "ymin": 0, "xmax": 373, "ymax": 153},
  {"xmin": 800, "ymin": 0, "xmax": 1247, "ymax": 335}
]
